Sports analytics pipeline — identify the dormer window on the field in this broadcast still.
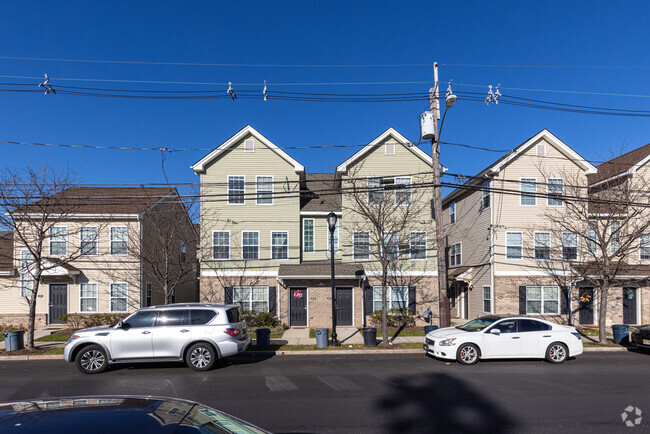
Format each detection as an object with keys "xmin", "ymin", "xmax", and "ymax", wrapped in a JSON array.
[
  {"xmin": 244, "ymin": 139, "xmax": 255, "ymax": 152},
  {"xmin": 385, "ymin": 142, "xmax": 395, "ymax": 155}
]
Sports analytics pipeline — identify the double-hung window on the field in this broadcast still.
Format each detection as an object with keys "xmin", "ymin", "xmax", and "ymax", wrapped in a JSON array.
[
  {"xmin": 588, "ymin": 220, "xmax": 598, "ymax": 254},
  {"xmin": 233, "ymin": 286, "xmax": 269, "ymax": 313},
  {"xmin": 526, "ymin": 286, "xmax": 559, "ymax": 315},
  {"xmin": 506, "ymin": 232, "xmax": 523, "ymax": 260},
  {"xmin": 256, "ymin": 176, "xmax": 273, "ymax": 205},
  {"xmin": 110, "ymin": 283, "xmax": 128, "ymax": 312},
  {"xmin": 483, "ymin": 286, "xmax": 492, "ymax": 313},
  {"xmin": 80, "ymin": 227, "xmax": 98, "ymax": 256},
  {"xmin": 242, "ymin": 231, "xmax": 259, "ymax": 260},
  {"xmin": 212, "ymin": 231, "xmax": 230, "ymax": 260},
  {"xmin": 534, "ymin": 232, "xmax": 551, "ymax": 260},
  {"xmin": 110, "ymin": 226, "xmax": 128, "ymax": 255},
  {"xmin": 372, "ymin": 286, "xmax": 407, "ymax": 312},
  {"xmin": 303, "ymin": 219, "xmax": 314, "ymax": 253},
  {"xmin": 610, "ymin": 221, "xmax": 621, "ymax": 254},
  {"xmin": 80, "ymin": 283, "xmax": 98, "ymax": 312},
  {"xmin": 562, "ymin": 232, "xmax": 578, "ymax": 260},
  {"xmin": 410, "ymin": 232, "xmax": 427, "ymax": 260},
  {"xmin": 450, "ymin": 202, "xmax": 456, "ymax": 224},
  {"xmin": 20, "ymin": 250, "xmax": 33, "ymax": 298},
  {"xmin": 395, "ymin": 177, "xmax": 412, "ymax": 205},
  {"xmin": 367, "ymin": 177, "xmax": 384, "ymax": 205},
  {"xmin": 271, "ymin": 231, "xmax": 288, "ymax": 260},
  {"xmin": 482, "ymin": 181, "xmax": 491, "ymax": 209},
  {"xmin": 640, "ymin": 234, "xmax": 650, "ymax": 260},
  {"xmin": 50, "ymin": 226, "xmax": 67, "ymax": 256},
  {"xmin": 383, "ymin": 232, "xmax": 399, "ymax": 261},
  {"xmin": 520, "ymin": 178, "xmax": 536, "ymax": 206},
  {"xmin": 353, "ymin": 231, "xmax": 370, "ymax": 260},
  {"xmin": 449, "ymin": 242, "xmax": 461, "ymax": 266},
  {"xmin": 327, "ymin": 220, "xmax": 339, "ymax": 253},
  {"xmin": 547, "ymin": 179, "xmax": 564, "ymax": 206},
  {"xmin": 228, "ymin": 175, "xmax": 245, "ymax": 204}
]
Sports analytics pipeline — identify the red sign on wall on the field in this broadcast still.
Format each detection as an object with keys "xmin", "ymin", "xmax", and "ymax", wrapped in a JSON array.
[{"xmin": 294, "ymin": 290, "xmax": 303, "ymax": 299}]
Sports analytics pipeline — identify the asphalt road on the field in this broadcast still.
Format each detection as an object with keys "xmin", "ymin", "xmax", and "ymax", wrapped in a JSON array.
[{"xmin": 1, "ymin": 351, "xmax": 649, "ymax": 433}]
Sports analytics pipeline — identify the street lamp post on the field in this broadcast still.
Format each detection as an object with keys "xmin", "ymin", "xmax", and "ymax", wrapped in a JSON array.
[{"xmin": 327, "ymin": 212, "xmax": 340, "ymax": 346}]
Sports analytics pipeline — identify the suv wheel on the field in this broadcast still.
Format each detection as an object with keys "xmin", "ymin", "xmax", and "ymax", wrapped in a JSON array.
[
  {"xmin": 76, "ymin": 345, "xmax": 108, "ymax": 374},
  {"xmin": 186, "ymin": 343, "xmax": 217, "ymax": 371}
]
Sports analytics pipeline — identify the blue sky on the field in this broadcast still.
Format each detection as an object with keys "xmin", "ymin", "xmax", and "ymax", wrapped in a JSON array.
[{"xmin": 1, "ymin": 1, "xmax": 650, "ymax": 190}]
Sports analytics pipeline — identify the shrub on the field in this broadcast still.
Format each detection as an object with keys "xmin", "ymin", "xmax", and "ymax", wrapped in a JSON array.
[
  {"xmin": 242, "ymin": 311, "xmax": 279, "ymax": 328},
  {"xmin": 369, "ymin": 308, "xmax": 415, "ymax": 328},
  {"xmin": 63, "ymin": 313, "xmax": 129, "ymax": 330}
]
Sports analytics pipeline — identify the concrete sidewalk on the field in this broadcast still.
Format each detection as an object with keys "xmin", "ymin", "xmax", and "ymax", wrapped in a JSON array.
[
  {"xmin": 0, "ymin": 327, "xmax": 66, "ymax": 350},
  {"xmin": 269, "ymin": 327, "xmax": 425, "ymax": 346}
]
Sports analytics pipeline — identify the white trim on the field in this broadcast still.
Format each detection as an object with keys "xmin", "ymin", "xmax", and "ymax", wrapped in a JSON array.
[
  {"xmin": 109, "ymin": 282, "xmax": 129, "ymax": 313},
  {"xmin": 191, "ymin": 125, "xmax": 305, "ymax": 173},
  {"xmin": 409, "ymin": 231, "xmax": 427, "ymax": 261},
  {"xmin": 227, "ymin": 175, "xmax": 246, "ymax": 205},
  {"xmin": 110, "ymin": 225, "xmax": 129, "ymax": 256},
  {"xmin": 80, "ymin": 226, "xmax": 98, "ymax": 257},
  {"xmin": 494, "ymin": 270, "xmax": 573, "ymax": 276},
  {"xmin": 367, "ymin": 177, "xmax": 385, "ymax": 206},
  {"xmin": 47, "ymin": 283, "xmax": 69, "ymax": 325},
  {"xmin": 449, "ymin": 201, "xmax": 456, "ymax": 224},
  {"xmin": 49, "ymin": 225, "xmax": 68, "ymax": 256},
  {"xmin": 520, "ymin": 177, "xmax": 537, "ymax": 206},
  {"xmin": 79, "ymin": 282, "xmax": 99, "ymax": 313},
  {"xmin": 270, "ymin": 230, "xmax": 290, "ymax": 260},
  {"xmin": 281, "ymin": 275, "xmax": 362, "ymax": 280},
  {"xmin": 590, "ymin": 153, "xmax": 650, "ymax": 188},
  {"xmin": 365, "ymin": 271, "xmax": 438, "ymax": 276},
  {"xmin": 0, "ymin": 271, "xmax": 13, "ymax": 276},
  {"xmin": 211, "ymin": 230, "xmax": 231, "ymax": 260},
  {"xmin": 302, "ymin": 218, "xmax": 315, "ymax": 254},
  {"xmin": 242, "ymin": 230, "xmax": 260, "ymax": 261},
  {"xmin": 300, "ymin": 211, "xmax": 342, "ymax": 216},
  {"xmin": 639, "ymin": 233, "xmax": 650, "ymax": 261},
  {"xmin": 546, "ymin": 178, "xmax": 564, "ymax": 207},
  {"xmin": 561, "ymin": 231, "xmax": 579, "ymax": 261},
  {"xmin": 505, "ymin": 231, "xmax": 523, "ymax": 260},
  {"xmin": 201, "ymin": 270, "xmax": 278, "ymax": 277},
  {"xmin": 289, "ymin": 286, "xmax": 309, "ymax": 327},
  {"xmin": 243, "ymin": 138, "xmax": 255, "ymax": 153},
  {"xmin": 394, "ymin": 176, "xmax": 413, "ymax": 206},
  {"xmin": 524, "ymin": 285, "xmax": 561, "ymax": 316},
  {"xmin": 256, "ymin": 175, "xmax": 274, "ymax": 206},
  {"xmin": 482, "ymin": 285, "xmax": 493, "ymax": 314},
  {"xmin": 336, "ymin": 127, "xmax": 430, "ymax": 173},
  {"xmin": 353, "ymin": 231, "xmax": 371, "ymax": 261},
  {"xmin": 533, "ymin": 231, "xmax": 551, "ymax": 261},
  {"xmin": 327, "ymin": 220, "xmax": 339, "ymax": 253},
  {"xmin": 385, "ymin": 141, "xmax": 396, "ymax": 155},
  {"xmin": 449, "ymin": 241, "xmax": 461, "ymax": 266},
  {"xmin": 17, "ymin": 213, "xmax": 140, "ymax": 219}
]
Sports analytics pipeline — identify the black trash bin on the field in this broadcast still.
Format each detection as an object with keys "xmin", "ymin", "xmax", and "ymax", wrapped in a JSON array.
[
  {"xmin": 315, "ymin": 328, "xmax": 329, "ymax": 348},
  {"xmin": 363, "ymin": 327, "xmax": 377, "ymax": 347},
  {"xmin": 256, "ymin": 328, "xmax": 271, "ymax": 348},
  {"xmin": 612, "ymin": 324, "xmax": 630, "ymax": 344},
  {"xmin": 424, "ymin": 325, "xmax": 439, "ymax": 335},
  {"xmin": 2, "ymin": 330, "xmax": 25, "ymax": 352}
]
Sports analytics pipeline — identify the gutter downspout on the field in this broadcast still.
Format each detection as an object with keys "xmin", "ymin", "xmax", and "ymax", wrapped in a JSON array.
[
  {"xmin": 489, "ymin": 195, "xmax": 495, "ymax": 314},
  {"xmin": 138, "ymin": 213, "xmax": 144, "ymax": 308}
]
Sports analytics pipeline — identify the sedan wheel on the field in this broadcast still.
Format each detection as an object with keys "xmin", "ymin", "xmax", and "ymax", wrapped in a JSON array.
[
  {"xmin": 76, "ymin": 345, "xmax": 108, "ymax": 374},
  {"xmin": 186, "ymin": 343, "xmax": 217, "ymax": 371},
  {"xmin": 546, "ymin": 343, "xmax": 568, "ymax": 363},
  {"xmin": 456, "ymin": 343, "xmax": 479, "ymax": 365}
]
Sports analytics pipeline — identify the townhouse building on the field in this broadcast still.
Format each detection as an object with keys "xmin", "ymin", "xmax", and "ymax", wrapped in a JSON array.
[
  {"xmin": 442, "ymin": 129, "xmax": 649, "ymax": 326},
  {"xmin": 193, "ymin": 125, "xmax": 439, "ymax": 328},
  {"xmin": 0, "ymin": 187, "xmax": 198, "ymax": 326}
]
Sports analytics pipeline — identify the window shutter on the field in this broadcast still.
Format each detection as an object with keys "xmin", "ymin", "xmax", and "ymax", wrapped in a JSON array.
[
  {"xmin": 519, "ymin": 286, "xmax": 526, "ymax": 314},
  {"xmin": 224, "ymin": 287, "xmax": 233, "ymax": 304},
  {"xmin": 269, "ymin": 286, "xmax": 277, "ymax": 316},
  {"xmin": 561, "ymin": 286, "xmax": 569, "ymax": 315},
  {"xmin": 364, "ymin": 285, "xmax": 374, "ymax": 316},
  {"xmin": 408, "ymin": 286, "xmax": 417, "ymax": 314}
]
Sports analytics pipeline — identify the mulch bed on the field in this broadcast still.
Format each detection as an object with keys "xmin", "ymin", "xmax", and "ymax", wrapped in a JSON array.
[{"xmin": 0, "ymin": 347, "xmax": 57, "ymax": 357}]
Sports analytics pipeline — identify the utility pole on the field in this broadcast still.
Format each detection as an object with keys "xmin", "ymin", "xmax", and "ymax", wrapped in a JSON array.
[{"xmin": 430, "ymin": 62, "xmax": 451, "ymax": 328}]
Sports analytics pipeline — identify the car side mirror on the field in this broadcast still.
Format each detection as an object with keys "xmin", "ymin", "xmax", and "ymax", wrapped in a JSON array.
[
  {"xmin": 115, "ymin": 320, "xmax": 123, "ymax": 329},
  {"xmin": 490, "ymin": 328, "xmax": 500, "ymax": 335},
  {"xmin": 117, "ymin": 321, "xmax": 130, "ymax": 330}
]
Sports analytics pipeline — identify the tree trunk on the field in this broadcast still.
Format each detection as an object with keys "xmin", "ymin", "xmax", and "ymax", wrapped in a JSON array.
[
  {"xmin": 381, "ymin": 282, "xmax": 388, "ymax": 345},
  {"xmin": 598, "ymin": 283, "xmax": 609, "ymax": 344},
  {"xmin": 26, "ymin": 291, "xmax": 38, "ymax": 350}
]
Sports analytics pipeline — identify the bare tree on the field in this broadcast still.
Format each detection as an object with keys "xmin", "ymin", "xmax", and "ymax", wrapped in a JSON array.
[
  {"xmin": 0, "ymin": 164, "xmax": 90, "ymax": 349},
  {"xmin": 536, "ymin": 162, "xmax": 650, "ymax": 343},
  {"xmin": 342, "ymin": 165, "xmax": 435, "ymax": 343}
]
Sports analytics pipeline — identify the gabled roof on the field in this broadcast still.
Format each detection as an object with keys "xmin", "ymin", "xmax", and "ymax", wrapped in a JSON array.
[
  {"xmin": 587, "ymin": 143, "xmax": 650, "ymax": 186},
  {"xmin": 335, "ymin": 127, "xmax": 432, "ymax": 174},
  {"xmin": 300, "ymin": 173, "xmax": 341, "ymax": 212},
  {"xmin": 443, "ymin": 129, "xmax": 597, "ymax": 205},
  {"xmin": 191, "ymin": 125, "xmax": 305, "ymax": 174}
]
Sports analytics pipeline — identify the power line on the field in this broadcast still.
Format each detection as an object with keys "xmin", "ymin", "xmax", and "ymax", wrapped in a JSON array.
[{"xmin": 443, "ymin": 63, "xmax": 650, "ymax": 70}]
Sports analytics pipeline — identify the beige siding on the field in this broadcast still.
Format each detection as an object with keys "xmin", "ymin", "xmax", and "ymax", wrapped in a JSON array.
[{"xmin": 300, "ymin": 215, "xmax": 340, "ymax": 261}]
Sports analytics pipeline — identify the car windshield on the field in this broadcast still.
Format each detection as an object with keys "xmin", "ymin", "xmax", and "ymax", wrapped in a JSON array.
[{"xmin": 455, "ymin": 317, "xmax": 499, "ymax": 332}]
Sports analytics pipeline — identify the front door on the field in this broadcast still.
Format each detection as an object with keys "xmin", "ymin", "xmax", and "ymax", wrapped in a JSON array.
[
  {"xmin": 336, "ymin": 287, "xmax": 353, "ymax": 326},
  {"xmin": 49, "ymin": 284, "xmax": 68, "ymax": 324},
  {"xmin": 623, "ymin": 288, "xmax": 637, "ymax": 325},
  {"xmin": 578, "ymin": 287, "xmax": 594, "ymax": 325},
  {"xmin": 290, "ymin": 288, "xmax": 307, "ymax": 326}
]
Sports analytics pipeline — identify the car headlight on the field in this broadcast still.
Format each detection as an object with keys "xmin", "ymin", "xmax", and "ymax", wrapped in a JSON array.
[
  {"xmin": 439, "ymin": 338, "xmax": 457, "ymax": 346},
  {"xmin": 67, "ymin": 335, "xmax": 80, "ymax": 344}
]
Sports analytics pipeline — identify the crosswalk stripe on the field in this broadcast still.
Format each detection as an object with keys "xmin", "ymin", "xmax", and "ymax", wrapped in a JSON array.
[
  {"xmin": 317, "ymin": 375, "xmax": 361, "ymax": 391},
  {"xmin": 265, "ymin": 375, "xmax": 298, "ymax": 392}
]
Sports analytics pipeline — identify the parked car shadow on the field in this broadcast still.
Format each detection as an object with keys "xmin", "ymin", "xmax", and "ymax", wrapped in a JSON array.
[
  {"xmin": 376, "ymin": 372, "xmax": 517, "ymax": 433},
  {"xmin": 106, "ymin": 353, "xmax": 275, "ymax": 372}
]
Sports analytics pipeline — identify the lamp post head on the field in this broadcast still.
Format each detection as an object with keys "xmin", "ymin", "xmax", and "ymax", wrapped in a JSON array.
[
  {"xmin": 327, "ymin": 212, "xmax": 337, "ymax": 233},
  {"xmin": 446, "ymin": 94, "xmax": 457, "ymax": 109}
]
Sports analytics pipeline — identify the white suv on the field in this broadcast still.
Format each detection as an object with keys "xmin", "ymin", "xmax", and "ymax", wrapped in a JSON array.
[{"xmin": 64, "ymin": 304, "xmax": 250, "ymax": 374}]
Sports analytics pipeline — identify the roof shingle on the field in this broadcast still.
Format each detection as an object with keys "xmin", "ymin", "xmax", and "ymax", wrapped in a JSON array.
[{"xmin": 300, "ymin": 173, "xmax": 341, "ymax": 212}]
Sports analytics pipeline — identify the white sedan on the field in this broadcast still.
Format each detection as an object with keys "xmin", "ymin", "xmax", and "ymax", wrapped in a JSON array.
[{"xmin": 423, "ymin": 315, "xmax": 583, "ymax": 365}]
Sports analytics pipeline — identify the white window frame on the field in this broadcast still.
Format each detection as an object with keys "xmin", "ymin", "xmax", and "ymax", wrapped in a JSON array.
[
  {"xmin": 271, "ymin": 231, "xmax": 289, "ymax": 260},
  {"xmin": 145, "ymin": 282, "xmax": 152, "ymax": 307},
  {"xmin": 506, "ymin": 231, "xmax": 523, "ymax": 260},
  {"xmin": 367, "ymin": 177, "xmax": 384, "ymax": 206},
  {"xmin": 526, "ymin": 285, "xmax": 560, "ymax": 315},
  {"xmin": 243, "ymin": 138, "xmax": 255, "ymax": 152},
  {"xmin": 482, "ymin": 181, "xmax": 491, "ymax": 209},
  {"xmin": 256, "ymin": 175, "xmax": 274, "ymax": 205},
  {"xmin": 562, "ymin": 232, "xmax": 578, "ymax": 261},
  {"xmin": 353, "ymin": 231, "xmax": 370, "ymax": 261},
  {"xmin": 242, "ymin": 231, "xmax": 260, "ymax": 261},
  {"xmin": 382, "ymin": 231, "xmax": 399, "ymax": 261},
  {"xmin": 395, "ymin": 176, "xmax": 412, "ymax": 206},
  {"xmin": 534, "ymin": 231, "xmax": 551, "ymax": 260},
  {"xmin": 227, "ymin": 175, "xmax": 246, "ymax": 205},
  {"xmin": 588, "ymin": 220, "xmax": 598, "ymax": 254},
  {"xmin": 110, "ymin": 282, "xmax": 128, "ymax": 313},
  {"xmin": 409, "ymin": 231, "xmax": 427, "ymax": 260},
  {"xmin": 547, "ymin": 178, "xmax": 564, "ymax": 206},
  {"xmin": 110, "ymin": 226, "xmax": 128, "ymax": 256},
  {"xmin": 640, "ymin": 233, "xmax": 650, "ymax": 261},
  {"xmin": 233, "ymin": 286, "xmax": 270, "ymax": 313},
  {"xmin": 520, "ymin": 178, "xmax": 537, "ymax": 206},
  {"xmin": 327, "ymin": 220, "xmax": 339, "ymax": 253},
  {"xmin": 610, "ymin": 220, "xmax": 621, "ymax": 254},
  {"xmin": 302, "ymin": 219, "xmax": 315, "ymax": 253},
  {"xmin": 79, "ymin": 282, "xmax": 98, "ymax": 313},
  {"xmin": 385, "ymin": 141, "xmax": 395, "ymax": 155},
  {"xmin": 482, "ymin": 286, "xmax": 492, "ymax": 313},
  {"xmin": 19, "ymin": 249, "xmax": 33, "ymax": 298},
  {"xmin": 212, "ymin": 231, "xmax": 230, "ymax": 260},
  {"xmin": 449, "ymin": 242, "xmax": 461, "ymax": 266},
  {"xmin": 450, "ymin": 201, "xmax": 456, "ymax": 224},
  {"xmin": 372, "ymin": 286, "xmax": 408, "ymax": 312},
  {"xmin": 49, "ymin": 226, "xmax": 68, "ymax": 256},
  {"xmin": 80, "ymin": 226, "xmax": 98, "ymax": 256}
]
